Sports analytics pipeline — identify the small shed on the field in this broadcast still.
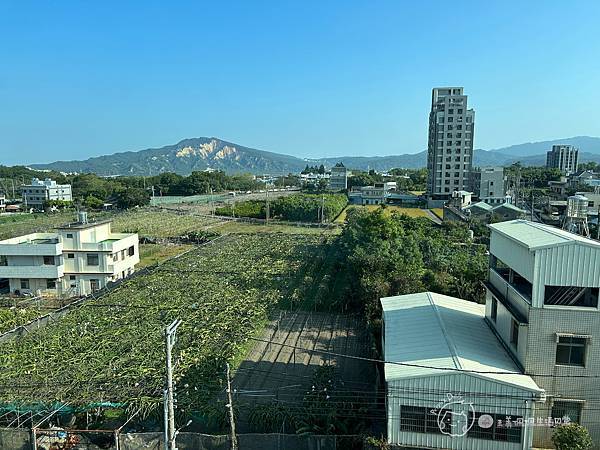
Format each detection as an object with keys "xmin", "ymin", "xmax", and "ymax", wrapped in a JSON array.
[{"xmin": 381, "ymin": 292, "xmax": 545, "ymax": 450}]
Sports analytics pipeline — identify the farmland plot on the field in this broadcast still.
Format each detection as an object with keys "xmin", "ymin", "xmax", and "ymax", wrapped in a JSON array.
[{"xmin": 0, "ymin": 233, "xmax": 331, "ymax": 417}]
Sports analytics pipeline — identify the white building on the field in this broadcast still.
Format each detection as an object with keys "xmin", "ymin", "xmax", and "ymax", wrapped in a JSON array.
[
  {"xmin": 546, "ymin": 145, "xmax": 579, "ymax": 174},
  {"xmin": 382, "ymin": 292, "xmax": 544, "ymax": 450},
  {"xmin": 328, "ymin": 163, "xmax": 351, "ymax": 191},
  {"xmin": 22, "ymin": 178, "xmax": 72, "ymax": 209},
  {"xmin": 475, "ymin": 167, "xmax": 507, "ymax": 205},
  {"xmin": 0, "ymin": 213, "xmax": 138, "ymax": 297},
  {"xmin": 485, "ymin": 220, "xmax": 600, "ymax": 447},
  {"xmin": 348, "ymin": 182, "xmax": 397, "ymax": 205}
]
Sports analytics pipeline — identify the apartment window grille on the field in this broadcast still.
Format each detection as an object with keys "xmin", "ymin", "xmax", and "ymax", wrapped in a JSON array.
[
  {"xmin": 468, "ymin": 412, "xmax": 521, "ymax": 442},
  {"xmin": 551, "ymin": 401, "xmax": 582, "ymax": 424},
  {"xmin": 399, "ymin": 406, "xmax": 450, "ymax": 434},
  {"xmin": 87, "ymin": 253, "xmax": 99, "ymax": 266},
  {"xmin": 46, "ymin": 279, "xmax": 56, "ymax": 289},
  {"xmin": 20, "ymin": 279, "xmax": 29, "ymax": 289},
  {"xmin": 43, "ymin": 256, "xmax": 55, "ymax": 265}
]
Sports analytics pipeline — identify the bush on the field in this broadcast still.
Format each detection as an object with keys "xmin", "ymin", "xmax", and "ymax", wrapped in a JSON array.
[{"xmin": 552, "ymin": 423, "xmax": 593, "ymax": 450}]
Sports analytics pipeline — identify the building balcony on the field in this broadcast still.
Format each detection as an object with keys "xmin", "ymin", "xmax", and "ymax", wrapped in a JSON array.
[
  {"xmin": 0, "ymin": 233, "xmax": 62, "ymax": 256},
  {"xmin": 487, "ymin": 268, "xmax": 531, "ymax": 322},
  {"xmin": 0, "ymin": 264, "xmax": 64, "ymax": 279}
]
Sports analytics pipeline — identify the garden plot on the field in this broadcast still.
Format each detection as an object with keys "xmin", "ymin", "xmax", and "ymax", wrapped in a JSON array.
[
  {"xmin": 0, "ymin": 233, "xmax": 328, "ymax": 418},
  {"xmin": 232, "ymin": 310, "xmax": 375, "ymax": 431}
]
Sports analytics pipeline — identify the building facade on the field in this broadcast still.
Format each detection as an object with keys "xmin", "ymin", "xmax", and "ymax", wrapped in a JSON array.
[
  {"xmin": 328, "ymin": 163, "xmax": 350, "ymax": 191},
  {"xmin": 0, "ymin": 214, "xmax": 138, "ymax": 297},
  {"xmin": 473, "ymin": 167, "xmax": 506, "ymax": 205},
  {"xmin": 546, "ymin": 145, "xmax": 579, "ymax": 174},
  {"xmin": 382, "ymin": 292, "xmax": 544, "ymax": 450},
  {"xmin": 484, "ymin": 220, "xmax": 600, "ymax": 447},
  {"xmin": 426, "ymin": 87, "xmax": 475, "ymax": 204},
  {"xmin": 22, "ymin": 178, "xmax": 72, "ymax": 209},
  {"xmin": 348, "ymin": 182, "xmax": 397, "ymax": 205}
]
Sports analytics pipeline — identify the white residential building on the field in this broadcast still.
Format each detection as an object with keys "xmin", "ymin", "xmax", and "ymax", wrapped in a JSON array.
[
  {"xmin": 348, "ymin": 182, "xmax": 397, "ymax": 205},
  {"xmin": 22, "ymin": 177, "xmax": 72, "ymax": 209},
  {"xmin": 382, "ymin": 292, "xmax": 544, "ymax": 450},
  {"xmin": 0, "ymin": 213, "xmax": 138, "ymax": 297},
  {"xmin": 484, "ymin": 220, "xmax": 600, "ymax": 447},
  {"xmin": 328, "ymin": 163, "xmax": 351, "ymax": 191},
  {"xmin": 473, "ymin": 167, "xmax": 507, "ymax": 205},
  {"xmin": 546, "ymin": 145, "xmax": 579, "ymax": 174}
]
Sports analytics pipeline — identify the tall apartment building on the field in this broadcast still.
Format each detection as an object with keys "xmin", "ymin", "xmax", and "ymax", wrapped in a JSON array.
[
  {"xmin": 328, "ymin": 163, "xmax": 351, "ymax": 191},
  {"xmin": 484, "ymin": 220, "xmax": 600, "ymax": 447},
  {"xmin": 426, "ymin": 87, "xmax": 475, "ymax": 206},
  {"xmin": 0, "ymin": 213, "xmax": 139, "ymax": 297},
  {"xmin": 546, "ymin": 145, "xmax": 579, "ymax": 174},
  {"xmin": 22, "ymin": 177, "xmax": 72, "ymax": 209}
]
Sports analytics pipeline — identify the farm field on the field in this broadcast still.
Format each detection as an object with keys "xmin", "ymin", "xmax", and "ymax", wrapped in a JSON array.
[
  {"xmin": 137, "ymin": 243, "xmax": 194, "ymax": 268},
  {"xmin": 335, "ymin": 205, "xmax": 437, "ymax": 222},
  {"xmin": 0, "ymin": 232, "xmax": 345, "ymax": 425},
  {"xmin": 0, "ymin": 211, "xmax": 111, "ymax": 240},
  {"xmin": 233, "ymin": 310, "xmax": 376, "ymax": 433},
  {"xmin": 110, "ymin": 209, "xmax": 223, "ymax": 238}
]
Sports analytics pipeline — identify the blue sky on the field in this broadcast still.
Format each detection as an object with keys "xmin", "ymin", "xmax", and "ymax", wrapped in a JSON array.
[{"xmin": 1, "ymin": 0, "xmax": 599, "ymax": 165}]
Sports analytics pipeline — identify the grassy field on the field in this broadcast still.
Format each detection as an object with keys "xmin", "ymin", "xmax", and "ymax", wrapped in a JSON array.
[
  {"xmin": 430, "ymin": 208, "xmax": 444, "ymax": 220},
  {"xmin": 0, "ymin": 211, "xmax": 112, "ymax": 240},
  {"xmin": 216, "ymin": 220, "xmax": 339, "ymax": 235}
]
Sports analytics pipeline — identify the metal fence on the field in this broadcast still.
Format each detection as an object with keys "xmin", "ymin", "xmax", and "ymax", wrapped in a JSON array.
[{"xmin": 0, "ymin": 429, "xmax": 367, "ymax": 450}]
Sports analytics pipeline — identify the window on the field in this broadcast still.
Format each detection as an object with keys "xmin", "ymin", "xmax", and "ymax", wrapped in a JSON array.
[
  {"xmin": 556, "ymin": 336, "xmax": 586, "ymax": 366},
  {"xmin": 20, "ymin": 279, "xmax": 30, "ymax": 289},
  {"xmin": 46, "ymin": 279, "xmax": 56, "ymax": 289},
  {"xmin": 510, "ymin": 320, "xmax": 519, "ymax": 347},
  {"xmin": 121, "ymin": 249, "xmax": 126, "ymax": 260},
  {"xmin": 43, "ymin": 255, "xmax": 55, "ymax": 265},
  {"xmin": 87, "ymin": 253, "xmax": 99, "ymax": 266},
  {"xmin": 128, "ymin": 246, "xmax": 135, "ymax": 256},
  {"xmin": 66, "ymin": 233, "xmax": 73, "ymax": 239},
  {"xmin": 0, "ymin": 255, "xmax": 6, "ymax": 266},
  {"xmin": 552, "ymin": 401, "xmax": 582, "ymax": 423},
  {"xmin": 468, "ymin": 412, "xmax": 521, "ymax": 442},
  {"xmin": 448, "ymin": 108, "xmax": 454, "ymax": 114},
  {"xmin": 67, "ymin": 253, "xmax": 75, "ymax": 259},
  {"xmin": 69, "ymin": 275, "xmax": 76, "ymax": 281},
  {"xmin": 399, "ymin": 405, "xmax": 450, "ymax": 434},
  {"xmin": 90, "ymin": 279, "xmax": 100, "ymax": 292},
  {"xmin": 491, "ymin": 297, "xmax": 498, "ymax": 322},
  {"xmin": 113, "ymin": 253, "xmax": 118, "ymax": 262},
  {"xmin": 458, "ymin": 108, "xmax": 463, "ymax": 114},
  {"xmin": 448, "ymin": 117, "xmax": 453, "ymax": 122}
]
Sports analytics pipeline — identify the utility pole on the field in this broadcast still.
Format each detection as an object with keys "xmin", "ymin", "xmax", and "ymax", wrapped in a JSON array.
[
  {"xmin": 165, "ymin": 319, "xmax": 181, "ymax": 450},
  {"xmin": 265, "ymin": 177, "xmax": 270, "ymax": 225},
  {"xmin": 531, "ymin": 190, "xmax": 534, "ymax": 222},
  {"xmin": 225, "ymin": 363, "xmax": 238, "ymax": 450},
  {"xmin": 321, "ymin": 194, "xmax": 325, "ymax": 224}
]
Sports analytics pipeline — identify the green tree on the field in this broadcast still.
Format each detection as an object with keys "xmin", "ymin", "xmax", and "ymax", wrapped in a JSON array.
[
  {"xmin": 83, "ymin": 195, "xmax": 105, "ymax": 209},
  {"xmin": 115, "ymin": 188, "xmax": 150, "ymax": 209},
  {"xmin": 552, "ymin": 423, "xmax": 593, "ymax": 450}
]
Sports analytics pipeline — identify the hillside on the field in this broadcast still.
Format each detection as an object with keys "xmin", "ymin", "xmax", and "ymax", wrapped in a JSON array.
[
  {"xmin": 30, "ymin": 138, "xmax": 308, "ymax": 176},
  {"xmin": 29, "ymin": 136, "xmax": 600, "ymax": 175}
]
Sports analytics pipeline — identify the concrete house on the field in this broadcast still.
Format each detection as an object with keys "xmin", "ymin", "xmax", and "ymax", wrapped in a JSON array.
[
  {"xmin": 328, "ymin": 163, "xmax": 351, "ymax": 191},
  {"xmin": 21, "ymin": 177, "xmax": 72, "ymax": 209},
  {"xmin": 0, "ymin": 213, "xmax": 139, "ymax": 297},
  {"xmin": 484, "ymin": 220, "xmax": 600, "ymax": 447},
  {"xmin": 382, "ymin": 292, "xmax": 545, "ymax": 450}
]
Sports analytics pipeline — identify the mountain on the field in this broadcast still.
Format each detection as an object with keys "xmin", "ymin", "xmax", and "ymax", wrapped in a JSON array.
[
  {"xmin": 30, "ymin": 138, "xmax": 308, "ymax": 176},
  {"xmin": 29, "ymin": 136, "xmax": 600, "ymax": 175}
]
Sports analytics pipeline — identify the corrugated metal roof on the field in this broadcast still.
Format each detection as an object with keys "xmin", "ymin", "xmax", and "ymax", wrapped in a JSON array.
[
  {"xmin": 465, "ymin": 201, "xmax": 493, "ymax": 211},
  {"xmin": 490, "ymin": 219, "xmax": 600, "ymax": 250},
  {"xmin": 491, "ymin": 202, "xmax": 526, "ymax": 213},
  {"xmin": 381, "ymin": 292, "xmax": 542, "ymax": 392}
]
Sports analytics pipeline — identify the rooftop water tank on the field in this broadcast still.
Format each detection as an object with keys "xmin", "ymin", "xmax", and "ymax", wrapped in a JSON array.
[
  {"xmin": 566, "ymin": 195, "xmax": 589, "ymax": 219},
  {"xmin": 78, "ymin": 211, "xmax": 88, "ymax": 224}
]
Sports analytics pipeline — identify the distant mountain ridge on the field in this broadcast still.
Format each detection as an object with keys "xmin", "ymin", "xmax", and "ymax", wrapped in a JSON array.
[{"xmin": 29, "ymin": 136, "xmax": 600, "ymax": 175}]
